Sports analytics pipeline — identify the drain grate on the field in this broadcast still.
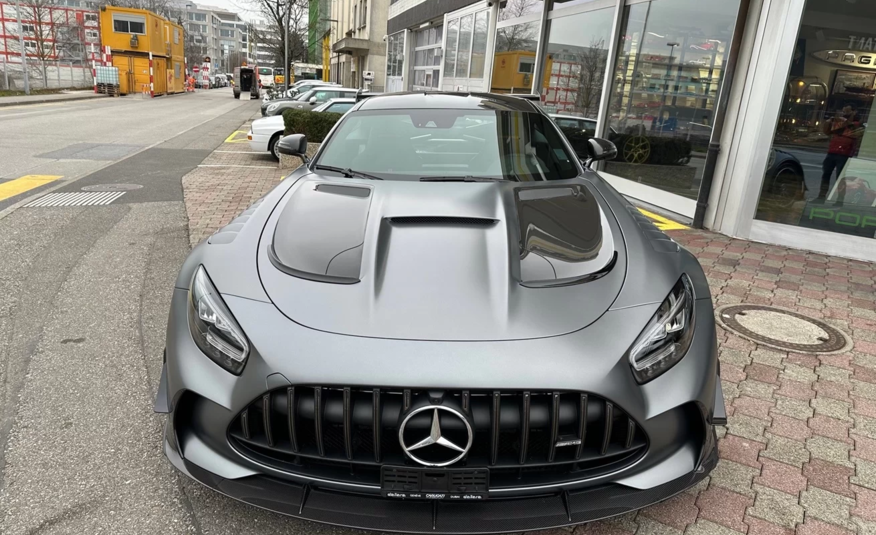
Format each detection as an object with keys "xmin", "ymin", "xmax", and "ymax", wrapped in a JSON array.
[
  {"xmin": 81, "ymin": 184, "xmax": 143, "ymax": 192},
  {"xmin": 25, "ymin": 191, "xmax": 126, "ymax": 207},
  {"xmin": 716, "ymin": 304, "xmax": 852, "ymax": 354}
]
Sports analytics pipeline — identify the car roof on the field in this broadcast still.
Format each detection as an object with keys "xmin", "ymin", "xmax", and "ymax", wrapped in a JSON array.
[{"xmin": 355, "ymin": 92, "xmax": 542, "ymax": 112}]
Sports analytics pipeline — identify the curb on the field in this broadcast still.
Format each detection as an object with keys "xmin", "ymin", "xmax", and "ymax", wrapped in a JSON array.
[{"xmin": 0, "ymin": 94, "xmax": 107, "ymax": 107}]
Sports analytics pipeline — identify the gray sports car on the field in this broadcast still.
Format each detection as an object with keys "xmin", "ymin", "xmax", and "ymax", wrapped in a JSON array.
[{"xmin": 155, "ymin": 92, "xmax": 726, "ymax": 533}]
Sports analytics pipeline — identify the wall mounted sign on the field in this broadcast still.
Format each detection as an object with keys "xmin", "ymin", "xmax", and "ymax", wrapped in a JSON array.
[{"xmin": 812, "ymin": 49, "xmax": 876, "ymax": 69}]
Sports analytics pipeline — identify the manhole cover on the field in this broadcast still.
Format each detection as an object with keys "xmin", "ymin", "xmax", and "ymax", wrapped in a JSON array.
[
  {"xmin": 81, "ymin": 184, "xmax": 143, "ymax": 192},
  {"xmin": 716, "ymin": 304, "xmax": 852, "ymax": 354}
]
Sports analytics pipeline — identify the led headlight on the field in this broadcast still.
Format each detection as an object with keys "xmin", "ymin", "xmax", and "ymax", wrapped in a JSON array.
[
  {"xmin": 188, "ymin": 266, "xmax": 250, "ymax": 375},
  {"xmin": 628, "ymin": 274, "xmax": 695, "ymax": 384}
]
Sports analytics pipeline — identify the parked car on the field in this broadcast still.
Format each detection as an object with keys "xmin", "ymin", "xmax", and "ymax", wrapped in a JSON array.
[
  {"xmin": 157, "ymin": 92, "xmax": 724, "ymax": 533},
  {"xmin": 249, "ymin": 98, "xmax": 357, "ymax": 159},
  {"xmin": 260, "ymin": 83, "xmax": 340, "ymax": 115},
  {"xmin": 213, "ymin": 74, "xmax": 228, "ymax": 88},
  {"xmin": 264, "ymin": 86, "xmax": 358, "ymax": 116},
  {"xmin": 232, "ymin": 66, "xmax": 259, "ymax": 99}
]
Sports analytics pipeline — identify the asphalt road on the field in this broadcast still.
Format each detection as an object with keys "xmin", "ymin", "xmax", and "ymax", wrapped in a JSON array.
[{"xmin": 0, "ymin": 90, "xmax": 361, "ymax": 534}]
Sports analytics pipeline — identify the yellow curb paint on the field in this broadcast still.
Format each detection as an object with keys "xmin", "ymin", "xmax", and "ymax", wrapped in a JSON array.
[
  {"xmin": 0, "ymin": 175, "xmax": 63, "ymax": 202},
  {"xmin": 223, "ymin": 130, "xmax": 250, "ymax": 143},
  {"xmin": 637, "ymin": 208, "xmax": 689, "ymax": 231}
]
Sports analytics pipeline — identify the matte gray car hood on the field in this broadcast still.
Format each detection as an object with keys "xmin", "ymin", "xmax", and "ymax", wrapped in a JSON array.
[{"xmin": 257, "ymin": 175, "xmax": 626, "ymax": 341}]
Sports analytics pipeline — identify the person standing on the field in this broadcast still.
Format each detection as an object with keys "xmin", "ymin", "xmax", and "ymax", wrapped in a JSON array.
[{"xmin": 820, "ymin": 105, "xmax": 863, "ymax": 199}]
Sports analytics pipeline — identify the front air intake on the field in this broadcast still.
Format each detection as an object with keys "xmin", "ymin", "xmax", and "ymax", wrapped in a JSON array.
[{"xmin": 388, "ymin": 216, "xmax": 497, "ymax": 226}]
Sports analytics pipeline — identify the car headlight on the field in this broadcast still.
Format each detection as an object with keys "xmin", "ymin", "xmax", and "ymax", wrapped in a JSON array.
[
  {"xmin": 187, "ymin": 266, "xmax": 250, "ymax": 375},
  {"xmin": 628, "ymin": 274, "xmax": 695, "ymax": 384}
]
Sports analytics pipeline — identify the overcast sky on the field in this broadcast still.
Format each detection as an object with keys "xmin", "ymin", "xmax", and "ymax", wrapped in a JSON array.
[{"xmin": 195, "ymin": 0, "xmax": 264, "ymax": 22}]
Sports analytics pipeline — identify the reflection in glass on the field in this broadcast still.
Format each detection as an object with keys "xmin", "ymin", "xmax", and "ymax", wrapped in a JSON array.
[
  {"xmin": 604, "ymin": 0, "xmax": 740, "ymax": 200},
  {"xmin": 490, "ymin": 21, "xmax": 540, "ymax": 94},
  {"xmin": 456, "ymin": 15, "xmax": 473, "ymax": 78},
  {"xmin": 499, "ymin": 0, "xmax": 544, "ymax": 21},
  {"xmin": 444, "ymin": 19, "xmax": 459, "ymax": 79},
  {"xmin": 470, "ymin": 11, "xmax": 488, "ymax": 79},
  {"xmin": 755, "ymin": 2, "xmax": 876, "ymax": 240},
  {"xmin": 540, "ymin": 7, "xmax": 613, "ymax": 129}
]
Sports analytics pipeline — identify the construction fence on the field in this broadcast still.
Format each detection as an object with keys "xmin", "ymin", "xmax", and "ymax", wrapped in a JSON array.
[{"xmin": 0, "ymin": 56, "xmax": 94, "ymax": 91}]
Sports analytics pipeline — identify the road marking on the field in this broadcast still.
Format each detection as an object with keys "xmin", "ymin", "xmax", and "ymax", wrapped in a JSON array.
[
  {"xmin": 25, "ymin": 191, "xmax": 126, "ymax": 207},
  {"xmin": 223, "ymin": 130, "xmax": 250, "ymax": 143},
  {"xmin": 0, "ymin": 175, "xmax": 63, "ymax": 202},
  {"xmin": 637, "ymin": 208, "xmax": 689, "ymax": 231}
]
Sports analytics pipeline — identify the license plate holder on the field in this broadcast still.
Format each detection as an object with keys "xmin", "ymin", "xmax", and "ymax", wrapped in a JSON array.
[{"xmin": 381, "ymin": 466, "xmax": 489, "ymax": 500}]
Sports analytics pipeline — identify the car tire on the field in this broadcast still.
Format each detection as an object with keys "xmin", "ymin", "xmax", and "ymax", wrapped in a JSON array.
[
  {"xmin": 771, "ymin": 164, "xmax": 805, "ymax": 208},
  {"xmin": 268, "ymin": 133, "xmax": 282, "ymax": 161}
]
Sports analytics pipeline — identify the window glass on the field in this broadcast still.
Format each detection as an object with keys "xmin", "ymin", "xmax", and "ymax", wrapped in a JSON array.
[
  {"xmin": 456, "ymin": 15, "xmax": 473, "ymax": 78},
  {"xmin": 328, "ymin": 102, "xmax": 354, "ymax": 113},
  {"xmin": 317, "ymin": 109, "xmax": 579, "ymax": 181},
  {"xmin": 499, "ymin": 0, "xmax": 544, "ymax": 21},
  {"xmin": 490, "ymin": 21, "xmax": 540, "ymax": 94},
  {"xmin": 129, "ymin": 21, "xmax": 145, "ymax": 34},
  {"xmin": 444, "ymin": 19, "xmax": 459, "ymax": 78},
  {"xmin": 540, "ymin": 7, "xmax": 612, "ymax": 125},
  {"xmin": 604, "ymin": 0, "xmax": 739, "ymax": 200},
  {"xmin": 470, "ymin": 11, "xmax": 488, "ymax": 79},
  {"xmin": 754, "ymin": 0, "xmax": 876, "ymax": 240}
]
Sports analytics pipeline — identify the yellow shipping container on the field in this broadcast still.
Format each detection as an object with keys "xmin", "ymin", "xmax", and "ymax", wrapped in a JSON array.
[{"xmin": 99, "ymin": 5, "xmax": 185, "ymax": 95}]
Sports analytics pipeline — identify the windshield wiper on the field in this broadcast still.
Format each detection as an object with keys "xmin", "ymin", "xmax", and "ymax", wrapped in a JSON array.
[
  {"xmin": 419, "ymin": 175, "xmax": 505, "ymax": 182},
  {"xmin": 313, "ymin": 165, "xmax": 384, "ymax": 180}
]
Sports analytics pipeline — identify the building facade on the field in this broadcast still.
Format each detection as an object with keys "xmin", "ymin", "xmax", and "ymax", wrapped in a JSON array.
[
  {"xmin": 0, "ymin": 0, "xmax": 101, "ymax": 88},
  {"xmin": 183, "ymin": 3, "xmax": 249, "ymax": 74},
  {"xmin": 328, "ymin": 0, "xmax": 387, "ymax": 91},
  {"xmin": 384, "ymin": 0, "xmax": 876, "ymax": 262}
]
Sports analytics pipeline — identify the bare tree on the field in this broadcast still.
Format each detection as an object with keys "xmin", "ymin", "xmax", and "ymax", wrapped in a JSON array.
[
  {"xmin": 573, "ymin": 37, "xmax": 607, "ymax": 117},
  {"xmin": 104, "ymin": 0, "xmax": 173, "ymax": 19},
  {"xmin": 245, "ymin": 0, "xmax": 309, "ymax": 72},
  {"xmin": 5, "ymin": 0, "xmax": 59, "ymax": 84},
  {"xmin": 495, "ymin": 0, "xmax": 540, "ymax": 53}
]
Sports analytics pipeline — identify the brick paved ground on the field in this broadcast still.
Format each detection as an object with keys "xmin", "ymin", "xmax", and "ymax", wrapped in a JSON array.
[{"xmin": 181, "ymin": 122, "xmax": 876, "ymax": 535}]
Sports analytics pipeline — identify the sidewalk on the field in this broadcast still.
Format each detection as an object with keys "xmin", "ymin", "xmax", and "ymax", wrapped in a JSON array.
[
  {"xmin": 181, "ymin": 120, "xmax": 876, "ymax": 535},
  {"xmin": 0, "ymin": 89, "xmax": 107, "ymax": 107}
]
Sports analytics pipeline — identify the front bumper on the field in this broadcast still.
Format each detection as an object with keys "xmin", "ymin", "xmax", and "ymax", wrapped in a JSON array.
[
  {"xmin": 158, "ymin": 288, "xmax": 723, "ymax": 532},
  {"xmin": 248, "ymin": 131, "xmax": 271, "ymax": 152},
  {"xmin": 164, "ymin": 427, "xmax": 716, "ymax": 533}
]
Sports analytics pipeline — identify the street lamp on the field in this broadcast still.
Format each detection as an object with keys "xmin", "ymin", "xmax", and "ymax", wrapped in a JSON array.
[{"xmin": 321, "ymin": 18, "xmax": 340, "ymax": 84}]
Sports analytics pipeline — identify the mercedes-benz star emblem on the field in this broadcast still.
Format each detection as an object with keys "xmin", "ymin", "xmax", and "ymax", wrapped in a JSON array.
[{"xmin": 398, "ymin": 406, "xmax": 473, "ymax": 467}]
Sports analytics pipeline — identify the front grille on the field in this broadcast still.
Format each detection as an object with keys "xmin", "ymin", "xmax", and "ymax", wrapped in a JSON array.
[{"xmin": 228, "ymin": 388, "xmax": 647, "ymax": 489}]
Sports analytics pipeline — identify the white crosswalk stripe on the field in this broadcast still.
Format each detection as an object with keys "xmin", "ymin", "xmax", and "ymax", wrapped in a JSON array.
[{"xmin": 25, "ymin": 191, "xmax": 126, "ymax": 207}]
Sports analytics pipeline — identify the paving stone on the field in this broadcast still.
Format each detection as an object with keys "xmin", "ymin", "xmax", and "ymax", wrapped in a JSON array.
[
  {"xmin": 684, "ymin": 519, "xmax": 745, "ymax": 535},
  {"xmin": 751, "ymin": 349, "xmax": 787, "ymax": 369},
  {"xmin": 769, "ymin": 413, "xmax": 812, "ymax": 441},
  {"xmin": 721, "ymin": 349, "xmax": 754, "ymax": 367},
  {"xmin": 775, "ymin": 380, "xmax": 815, "ymax": 401},
  {"xmin": 813, "ymin": 381, "xmax": 851, "ymax": 402},
  {"xmin": 728, "ymin": 414, "xmax": 769, "ymax": 442},
  {"xmin": 851, "ymin": 458, "xmax": 876, "ymax": 491},
  {"xmin": 746, "ymin": 363, "xmax": 781, "ymax": 385},
  {"xmin": 808, "ymin": 415, "xmax": 852, "ymax": 443},
  {"xmin": 811, "ymin": 397, "xmax": 852, "ymax": 422},
  {"xmin": 803, "ymin": 459, "xmax": 855, "ymax": 498},
  {"xmin": 747, "ymin": 484, "xmax": 805, "ymax": 529},
  {"xmin": 722, "ymin": 364, "xmax": 747, "ymax": 384},
  {"xmin": 582, "ymin": 512, "xmax": 640, "ymax": 535},
  {"xmin": 852, "ymin": 517, "xmax": 876, "ymax": 535},
  {"xmin": 719, "ymin": 435, "xmax": 765, "ymax": 468},
  {"xmin": 799, "ymin": 487, "xmax": 856, "ymax": 530},
  {"xmin": 742, "ymin": 380, "xmax": 779, "ymax": 401},
  {"xmin": 771, "ymin": 397, "xmax": 815, "ymax": 420},
  {"xmin": 854, "ymin": 433, "xmax": 876, "ymax": 463},
  {"xmin": 639, "ymin": 492, "xmax": 699, "ymax": 531},
  {"xmin": 709, "ymin": 459, "xmax": 759, "ymax": 498},
  {"xmin": 576, "ymin": 521, "xmax": 636, "ymax": 535},
  {"xmin": 853, "ymin": 380, "xmax": 876, "ymax": 402},
  {"xmin": 744, "ymin": 515, "xmax": 794, "ymax": 535},
  {"xmin": 780, "ymin": 364, "xmax": 818, "ymax": 384},
  {"xmin": 796, "ymin": 519, "xmax": 855, "ymax": 535},
  {"xmin": 635, "ymin": 517, "xmax": 684, "ymax": 535},
  {"xmin": 854, "ymin": 415, "xmax": 876, "ymax": 439},
  {"xmin": 806, "ymin": 435, "xmax": 853, "ymax": 468},
  {"xmin": 754, "ymin": 458, "xmax": 807, "ymax": 495},
  {"xmin": 696, "ymin": 487, "xmax": 752, "ymax": 533},
  {"xmin": 733, "ymin": 396, "xmax": 774, "ymax": 421},
  {"xmin": 760, "ymin": 434, "xmax": 810, "ymax": 468},
  {"xmin": 853, "ymin": 397, "xmax": 876, "ymax": 418},
  {"xmin": 852, "ymin": 485, "xmax": 876, "ymax": 522},
  {"xmin": 815, "ymin": 364, "xmax": 852, "ymax": 384}
]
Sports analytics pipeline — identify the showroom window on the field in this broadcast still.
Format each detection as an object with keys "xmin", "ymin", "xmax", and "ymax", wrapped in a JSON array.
[
  {"xmin": 443, "ymin": 5, "xmax": 491, "ymax": 88},
  {"xmin": 386, "ymin": 31, "xmax": 405, "ymax": 92},
  {"xmin": 410, "ymin": 25, "xmax": 443, "ymax": 91},
  {"xmin": 754, "ymin": 0, "xmax": 876, "ymax": 241},
  {"xmin": 603, "ymin": 0, "xmax": 740, "ymax": 201},
  {"xmin": 490, "ymin": 20, "xmax": 540, "ymax": 94},
  {"xmin": 539, "ymin": 4, "xmax": 613, "ymax": 124}
]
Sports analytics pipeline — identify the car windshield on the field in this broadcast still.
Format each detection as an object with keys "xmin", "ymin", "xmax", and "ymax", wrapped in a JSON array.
[
  {"xmin": 315, "ymin": 109, "xmax": 580, "ymax": 181},
  {"xmin": 295, "ymin": 90, "xmax": 314, "ymax": 101}
]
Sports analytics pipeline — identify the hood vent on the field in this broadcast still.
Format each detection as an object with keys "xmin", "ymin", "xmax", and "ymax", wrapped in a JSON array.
[{"xmin": 388, "ymin": 216, "xmax": 497, "ymax": 227}]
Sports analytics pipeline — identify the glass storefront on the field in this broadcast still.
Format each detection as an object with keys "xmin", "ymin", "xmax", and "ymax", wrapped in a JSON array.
[
  {"xmin": 755, "ymin": 0, "xmax": 876, "ymax": 241},
  {"xmin": 443, "ymin": 5, "xmax": 492, "ymax": 90},
  {"xmin": 386, "ymin": 31, "xmax": 405, "ymax": 92},
  {"xmin": 490, "ymin": 21, "xmax": 540, "ymax": 94},
  {"xmin": 604, "ymin": 0, "xmax": 740, "ymax": 200},
  {"xmin": 411, "ymin": 25, "xmax": 443, "ymax": 91}
]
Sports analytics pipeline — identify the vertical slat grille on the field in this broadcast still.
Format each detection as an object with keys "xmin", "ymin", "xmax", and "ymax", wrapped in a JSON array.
[
  {"xmin": 490, "ymin": 391, "xmax": 500, "ymax": 466},
  {"xmin": 372, "ymin": 388, "xmax": 381, "ymax": 463},
  {"xmin": 548, "ymin": 392, "xmax": 560, "ymax": 463},
  {"xmin": 519, "ymin": 391, "xmax": 530, "ymax": 465},
  {"xmin": 262, "ymin": 393, "xmax": 273, "ymax": 447},
  {"xmin": 287, "ymin": 386, "xmax": 298, "ymax": 453},
  {"xmin": 314, "ymin": 387, "xmax": 325, "ymax": 457},
  {"xmin": 229, "ymin": 388, "xmax": 647, "ymax": 485},
  {"xmin": 343, "ymin": 387, "xmax": 353, "ymax": 460},
  {"xmin": 601, "ymin": 401, "xmax": 614, "ymax": 456},
  {"xmin": 575, "ymin": 393, "xmax": 588, "ymax": 460}
]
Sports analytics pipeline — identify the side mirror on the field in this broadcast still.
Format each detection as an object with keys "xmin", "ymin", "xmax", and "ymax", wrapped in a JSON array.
[
  {"xmin": 309, "ymin": 96, "xmax": 317, "ymax": 104},
  {"xmin": 585, "ymin": 138, "xmax": 617, "ymax": 167},
  {"xmin": 276, "ymin": 134, "xmax": 308, "ymax": 162}
]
